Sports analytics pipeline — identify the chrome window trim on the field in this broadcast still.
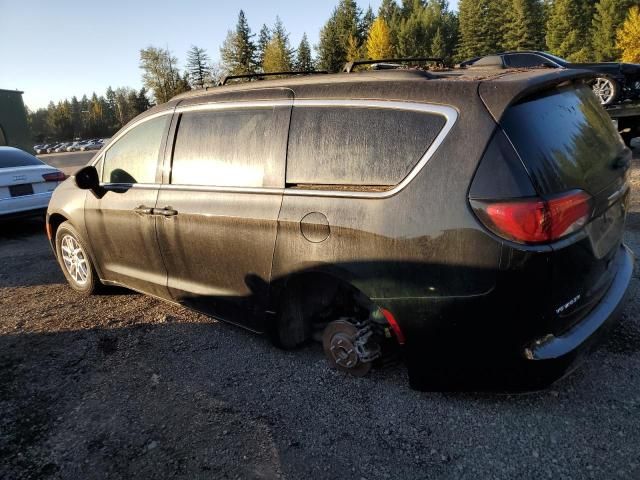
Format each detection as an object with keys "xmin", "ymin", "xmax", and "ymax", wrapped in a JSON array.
[
  {"xmin": 98, "ymin": 183, "xmax": 161, "ymax": 190},
  {"xmin": 167, "ymin": 99, "xmax": 458, "ymax": 199},
  {"xmin": 159, "ymin": 183, "xmax": 283, "ymax": 195},
  {"xmin": 175, "ymin": 100, "xmax": 293, "ymax": 113},
  {"xmin": 285, "ymin": 100, "xmax": 457, "ymax": 199}
]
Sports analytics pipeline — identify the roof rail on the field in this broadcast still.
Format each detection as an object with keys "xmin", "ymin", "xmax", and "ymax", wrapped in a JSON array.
[
  {"xmin": 218, "ymin": 70, "xmax": 328, "ymax": 86},
  {"xmin": 343, "ymin": 57, "xmax": 445, "ymax": 73}
]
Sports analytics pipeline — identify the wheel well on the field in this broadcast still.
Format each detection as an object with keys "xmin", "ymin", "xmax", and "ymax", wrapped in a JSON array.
[
  {"xmin": 48, "ymin": 214, "xmax": 68, "ymax": 246},
  {"xmin": 271, "ymin": 272, "xmax": 375, "ymax": 348}
]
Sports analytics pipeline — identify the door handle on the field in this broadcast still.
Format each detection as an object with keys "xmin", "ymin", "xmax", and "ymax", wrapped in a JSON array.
[
  {"xmin": 154, "ymin": 207, "xmax": 178, "ymax": 217},
  {"xmin": 133, "ymin": 205, "xmax": 153, "ymax": 215}
]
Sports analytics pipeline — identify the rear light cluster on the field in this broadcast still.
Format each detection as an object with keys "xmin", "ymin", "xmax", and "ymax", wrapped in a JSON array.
[
  {"xmin": 471, "ymin": 190, "xmax": 593, "ymax": 244},
  {"xmin": 42, "ymin": 171, "xmax": 67, "ymax": 182}
]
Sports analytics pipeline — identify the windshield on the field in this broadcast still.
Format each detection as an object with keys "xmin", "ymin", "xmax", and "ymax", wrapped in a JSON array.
[{"xmin": 542, "ymin": 52, "xmax": 568, "ymax": 65}]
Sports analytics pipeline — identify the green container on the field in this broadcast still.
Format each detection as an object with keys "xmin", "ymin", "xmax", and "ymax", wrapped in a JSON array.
[{"xmin": 0, "ymin": 88, "xmax": 32, "ymax": 152}]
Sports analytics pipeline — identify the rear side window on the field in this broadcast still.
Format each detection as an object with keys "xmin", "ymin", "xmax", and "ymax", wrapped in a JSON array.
[
  {"xmin": 0, "ymin": 148, "xmax": 43, "ymax": 167},
  {"xmin": 501, "ymin": 85, "xmax": 625, "ymax": 194},
  {"xmin": 504, "ymin": 54, "xmax": 548, "ymax": 68},
  {"xmin": 286, "ymin": 106, "xmax": 446, "ymax": 187},
  {"xmin": 102, "ymin": 115, "xmax": 168, "ymax": 184},
  {"xmin": 171, "ymin": 107, "xmax": 289, "ymax": 188}
]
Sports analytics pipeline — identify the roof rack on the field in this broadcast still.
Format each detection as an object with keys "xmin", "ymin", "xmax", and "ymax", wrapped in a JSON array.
[
  {"xmin": 218, "ymin": 70, "xmax": 328, "ymax": 86},
  {"xmin": 343, "ymin": 57, "xmax": 445, "ymax": 73}
]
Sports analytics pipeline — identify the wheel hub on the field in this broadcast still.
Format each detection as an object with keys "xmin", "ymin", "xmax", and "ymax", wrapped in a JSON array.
[
  {"xmin": 322, "ymin": 319, "xmax": 380, "ymax": 377},
  {"xmin": 329, "ymin": 333, "xmax": 359, "ymax": 369}
]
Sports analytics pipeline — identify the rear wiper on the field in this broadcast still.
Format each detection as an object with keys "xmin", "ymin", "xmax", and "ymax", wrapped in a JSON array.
[{"xmin": 612, "ymin": 150, "xmax": 631, "ymax": 170}]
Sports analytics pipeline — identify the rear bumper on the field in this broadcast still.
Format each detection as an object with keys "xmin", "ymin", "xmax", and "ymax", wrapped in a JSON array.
[
  {"xmin": 524, "ymin": 244, "xmax": 634, "ymax": 361},
  {"xmin": 0, "ymin": 191, "xmax": 52, "ymax": 217}
]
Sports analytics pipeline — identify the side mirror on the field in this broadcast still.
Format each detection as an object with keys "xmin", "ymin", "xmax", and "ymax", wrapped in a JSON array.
[
  {"xmin": 74, "ymin": 165, "xmax": 100, "ymax": 190},
  {"xmin": 74, "ymin": 165, "xmax": 104, "ymax": 197}
]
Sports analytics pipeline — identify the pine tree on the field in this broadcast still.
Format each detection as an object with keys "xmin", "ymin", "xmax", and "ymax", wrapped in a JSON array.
[
  {"xmin": 592, "ymin": 0, "xmax": 635, "ymax": 61},
  {"xmin": 617, "ymin": 5, "xmax": 640, "ymax": 62},
  {"xmin": 361, "ymin": 6, "xmax": 376, "ymax": 39},
  {"xmin": 366, "ymin": 17, "xmax": 394, "ymax": 59},
  {"xmin": 503, "ymin": 0, "xmax": 546, "ymax": 51},
  {"xmin": 345, "ymin": 34, "xmax": 362, "ymax": 61},
  {"xmin": 546, "ymin": 0, "xmax": 595, "ymax": 62},
  {"xmin": 257, "ymin": 24, "xmax": 271, "ymax": 69},
  {"xmin": 295, "ymin": 33, "xmax": 314, "ymax": 71},
  {"xmin": 457, "ymin": 0, "xmax": 508, "ymax": 59},
  {"xmin": 134, "ymin": 88, "xmax": 152, "ymax": 114},
  {"xmin": 378, "ymin": 0, "xmax": 401, "ymax": 24},
  {"xmin": 262, "ymin": 17, "xmax": 294, "ymax": 73},
  {"xmin": 317, "ymin": 12, "xmax": 345, "ymax": 72},
  {"xmin": 220, "ymin": 10, "xmax": 257, "ymax": 76},
  {"xmin": 335, "ymin": 0, "xmax": 363, "ymax": 44},
  {"xmin": 186, "ymin": 45, "xmax": 211, "ymax": 88}
]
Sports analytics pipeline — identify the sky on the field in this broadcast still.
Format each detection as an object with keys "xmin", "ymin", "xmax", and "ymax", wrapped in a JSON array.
[{"xmin": 0, "ymin": 0, "xmax": 458, "ymax": 110}]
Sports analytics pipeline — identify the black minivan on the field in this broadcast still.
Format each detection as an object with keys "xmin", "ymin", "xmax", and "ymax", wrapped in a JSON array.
[{"xmin": 47, "ymin": 66, "xmax": 634, "ymax": 390}]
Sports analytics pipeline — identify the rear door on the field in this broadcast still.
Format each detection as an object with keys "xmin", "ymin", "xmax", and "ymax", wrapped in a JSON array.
[
  {"xmin": 84, "ymin": 113, "xmax": 171, "ymax": 298},
  {"xmin": 500, "ymin": 85, "xmax": 631, "ymax": 333},
  {"xmin": 155, "ymin": 94, "xmax": 292, "ymax": 330}
]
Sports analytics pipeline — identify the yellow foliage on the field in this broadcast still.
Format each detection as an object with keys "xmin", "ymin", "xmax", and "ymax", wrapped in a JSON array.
[
  {"xmin": 346, "ymin": 35, "xmax": 362, "ymax": 62},
  {"xmin": 366, "ymin": 18, "xmax": 393, "ymax": 60},
  {"xmin": 617, "ymin": 6, "xmax": 640, "ymax": 63}
]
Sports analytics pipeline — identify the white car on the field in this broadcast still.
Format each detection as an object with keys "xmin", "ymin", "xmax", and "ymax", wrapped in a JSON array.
[
  {"xmin": 80, "ymin": 141, "xmax": 103, "ymax": 151},
  {"xmin": 54, "ymin": 143, "xmax": 71, "ymax": 153},
  {"xmin": 0, "ymin": 147, "xmax": 66, "ymax": 219},
  {"xmin": 66, "ymin": 141, "xmax": 84, "ymax": 152}
]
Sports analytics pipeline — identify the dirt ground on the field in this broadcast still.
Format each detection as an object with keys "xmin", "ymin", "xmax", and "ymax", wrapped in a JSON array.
[{"xmin": 1, "ymin": 155, "xmax": 639, "ymax": 479}]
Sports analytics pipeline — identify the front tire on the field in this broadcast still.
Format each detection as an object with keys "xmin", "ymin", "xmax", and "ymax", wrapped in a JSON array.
[{"xmin": 55, "ymin": 221, "xmax": 100, "ymax": 295}]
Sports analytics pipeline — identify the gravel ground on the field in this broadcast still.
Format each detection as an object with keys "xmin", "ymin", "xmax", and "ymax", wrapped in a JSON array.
[{"xmin": 1, "ymin": 155, "xmax": 640, "ymax": 480}]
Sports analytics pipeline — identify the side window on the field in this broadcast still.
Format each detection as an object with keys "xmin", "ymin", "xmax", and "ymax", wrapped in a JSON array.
[
  {"xmin": 286, "ymin": 106, "xmax": 447, "ymax": 187},
  {"xmin": 170, "ymin": 107, "xmax": 288, "ymax": 188},
  {"xmin": 0, "ymin": 124, "xmax": 6, "ymax": 146},
  {"xmin": 505, "ymin": 54, "xmax": 547, "ymax": 68},
  {"xmin": 102, "ymin": 115, "xmax": 168, "ymax": 184}
]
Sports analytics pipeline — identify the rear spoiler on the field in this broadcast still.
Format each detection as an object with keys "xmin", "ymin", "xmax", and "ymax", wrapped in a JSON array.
[{"xmin": 478, "ymin": 69, "xmax": 597, "ymax": 122}]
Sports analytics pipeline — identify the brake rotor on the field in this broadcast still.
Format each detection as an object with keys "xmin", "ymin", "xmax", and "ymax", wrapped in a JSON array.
[{"xmin": 322, "ymin": 319, "xmax": 372, "ymax": 377}]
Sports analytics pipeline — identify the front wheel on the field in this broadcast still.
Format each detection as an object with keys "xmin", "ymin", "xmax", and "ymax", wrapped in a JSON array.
[
  {"xmin": 55, "ymin": 222, "xmax": 100, "ymax": 295},
  {"xmin": 590, "ymin": 77, "xmax": 620, "ymax": 106}
]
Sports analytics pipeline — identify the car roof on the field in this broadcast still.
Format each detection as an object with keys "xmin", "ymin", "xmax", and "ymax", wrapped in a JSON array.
[{"xmin": 118, "ymin": 68, "xmax": 595, "ymax": 133}]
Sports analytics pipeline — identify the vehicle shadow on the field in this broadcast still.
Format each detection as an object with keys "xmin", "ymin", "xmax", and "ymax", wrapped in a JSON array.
[
  {"xmin": 1, "ymin": 316, "xmax": 638, "ymax": 479},
  {"xmin": 0, "ymin": 216, "xmax": 46, "ymax": 240}
]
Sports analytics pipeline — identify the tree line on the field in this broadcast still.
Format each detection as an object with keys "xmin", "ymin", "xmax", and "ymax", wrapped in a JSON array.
[
  {"xmin": 31, "ymin": 0, "xmax": 640, "ymax": 141},
  {"xmin": 139, "ymin": 0, "xmax": 640, "ymax": 104},
  {"xmin": 28, "ymin": 87, "xmax": 151, "ymax": 142}
]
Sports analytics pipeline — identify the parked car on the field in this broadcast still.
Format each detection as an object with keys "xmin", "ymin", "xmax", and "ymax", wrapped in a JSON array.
[
  {"xmin": 54, "ymin": 142, "xmax": 72, "ymax": 153},
  {"xmin": 35, "ymin": 144, "xmax": 51, "ymax": 154},
  {"xmin": 66, "ymin": 141, "xmax": 85, "ymax": 152},
  {"xmin": 0, "ymin": 147, "xmax": 66, "ymax": 219},
  {"xmin": 79, "ymin": 141, "xmax": 103, "ymax": 151},
  {"xmin": 46, "ymin": 67, "xmax": 633, "ymax": 390},
  {"xmin": 460, "ymin": 51, "xmax": 640, "ymax": 106},
  {"xmin": 46, "ymin": 143, "xmax": 64, "ymax": 154}
]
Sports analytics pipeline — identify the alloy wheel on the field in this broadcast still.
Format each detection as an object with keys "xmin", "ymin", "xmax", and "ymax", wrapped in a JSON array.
[
  {"xmin": 61, "ymin": 234, "xmax": 89, "ymax": 286},
  {"xmin": 591, "ymin": 78, "xmax": 615, "ymax": 105}
]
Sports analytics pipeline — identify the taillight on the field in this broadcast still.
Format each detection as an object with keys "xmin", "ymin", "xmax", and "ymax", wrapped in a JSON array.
[
  {"xmin": 42, "ymin": 171, "xmax": 67, "ymax": 182},
  {"xmin": 471, "ymin": 190, "xmax": 593, "ymax": 244}
]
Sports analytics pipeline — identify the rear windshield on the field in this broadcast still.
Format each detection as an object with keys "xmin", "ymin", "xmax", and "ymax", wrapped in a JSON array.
[
  {"xmin": 0, "ymin": 148, "xmax": 44, "ymax": 168},
  {"xmin": 501, "ymin": 85, "xmax": 625, "ymax": 195}
]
